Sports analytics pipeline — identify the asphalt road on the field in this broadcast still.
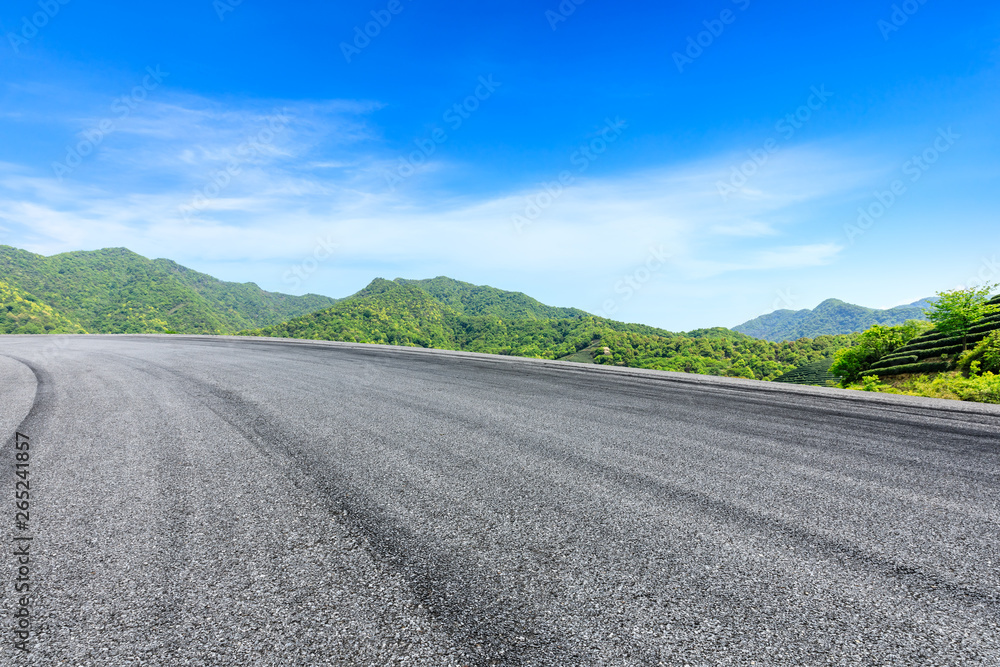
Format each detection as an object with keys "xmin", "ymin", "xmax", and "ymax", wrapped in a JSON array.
[{"xmin": 1, "ymin": 335, "xmax": 999, "ymax": 666}]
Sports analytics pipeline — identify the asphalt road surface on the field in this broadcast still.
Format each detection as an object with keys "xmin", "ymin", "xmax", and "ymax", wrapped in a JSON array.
[{"xmin": 1, "ymin": 335, "xmax": 999, "ymax": 666}]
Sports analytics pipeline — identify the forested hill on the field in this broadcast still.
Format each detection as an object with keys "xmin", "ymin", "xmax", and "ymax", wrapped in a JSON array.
[
  {"xmin": 733, "ymin": 297, "xmax": 933, "ymax": 341},
  {"xmin": 0, "ymin": 246, "xmax": 336, "ymax": 334},
  {"xmin": 243, "ymin": 277, "xmax": 854, "ymax": 381},
  {"xmin": 396, "ymin": 276, "xmax": 591, "ymax": 320},
  {"xmin": 1, "ymin": 245, "xmax": 856, "ymax": 381}
]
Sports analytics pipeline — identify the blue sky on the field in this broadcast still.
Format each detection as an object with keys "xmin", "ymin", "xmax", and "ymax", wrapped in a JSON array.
[{"xmin": 1, "ymin": 0, "xmax": 998, "ymax": 330}]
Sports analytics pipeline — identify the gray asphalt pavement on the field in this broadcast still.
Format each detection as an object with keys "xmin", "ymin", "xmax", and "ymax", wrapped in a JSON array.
[{"xmin": 1, "ymin": 335, "xmax": 999, "ymax": 666}]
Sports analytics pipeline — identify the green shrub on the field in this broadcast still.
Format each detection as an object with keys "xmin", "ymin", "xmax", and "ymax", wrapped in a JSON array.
[
  {"xmin": 772, "ymin": 358, "xmax": 837, "ymax": 386},
  {"xmin": 906, "ymin": 330, "xmax": 956, "ymax": 345},
  {"xmin": 981, "ymin": 332, "xmax": 1000, "ymax": 373},
  {"xmin": 898, "ymin": 335, "xmax": 964, "ymax": 353},
  {"xmin": 863, "ymin": 360, "xmax": 951, "ymax": 377},
  {"xmin": 869, "ymin": 355, "xmax": 918, "ymax": 369},
  {"xmin": 861, "ymin": 375, "xmax": 885, "ymax": 392},
  {"xmin": 911, "ymin": 344, "xmax": 965, "ymax": 360},
  {"xmin": 830, "ymin": 323, "xmax": 925, "ymax": 384},
  {"xmin": 968, "ymin": 320, "xmax": 1000, "ymax": 336},
  {"xmin": 950, "ymin": 372, "xmax": 1000, "ymax": 403}
]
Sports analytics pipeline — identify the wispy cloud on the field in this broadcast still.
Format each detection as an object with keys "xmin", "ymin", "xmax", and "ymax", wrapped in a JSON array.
[
  {"xmin": 5, "ymin": 97, "xmax": 867, "ymax": 237},
  {"xmin": 0, "ymin": 89, "xmax": 884, "ymax": 321}
]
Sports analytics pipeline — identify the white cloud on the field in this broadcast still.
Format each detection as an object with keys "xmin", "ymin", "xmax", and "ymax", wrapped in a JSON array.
[{"xmin": 0, "ymin": 91, "xmax": 883, "ymax": 307}]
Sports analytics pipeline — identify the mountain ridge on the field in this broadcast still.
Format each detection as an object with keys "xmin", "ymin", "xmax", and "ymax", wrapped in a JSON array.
[
  {"xmin": 0, "ymin": 245, "xmax": 337, "ymax": 334},
  {"xmin": 733, "ymin": 297, "xmax": 933, "ymax": 342},
  {"xmin": 395, "ymin": 276, "xmax": 590, "ymax": 320},
  {"xmin": 1, "ymin": 245, "xmax": 854, "ymax": 383},
  {"xmin": 242, "ymin": 276, "xmax": 852, "ymax": 380}
]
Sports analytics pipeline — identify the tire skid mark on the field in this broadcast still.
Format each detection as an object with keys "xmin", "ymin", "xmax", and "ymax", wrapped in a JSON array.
[
  {"xmin": 50, "ymin": 351, "xmax": 199, "ymax": 658},
  {"xmin": 0, "ymin": 354, "xmax": 44, "ymax": 491},
  {"xmin": 528, "ymin": 439, "xmax": 1000, "ymax": 614},
  {"xmin": 73, "ymin": 340, "xmax": 1000, "ymax": 663},
  {"xmin": 380, "ymin": 379, "xmax": 1000, "ymax": 499},
  {"xmin": 341, "ymin": 373, "xmax": 1000, "ymax": 630},
  {"xmin": 0, "ymin": 354, "xmax": 46, "ymax": 655},
  {"xmin": 184, "ymin": 334, "xmax": 1000, "ymax": 427},
  {"xmin": 111, "ymin": 352, "xmax": 638, "ymax": 667}
]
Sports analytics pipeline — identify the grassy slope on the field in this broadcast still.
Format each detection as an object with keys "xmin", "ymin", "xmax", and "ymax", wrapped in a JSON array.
[
  {"xmin": 859, "ymin": 294, "xmax": 1000, "ymax": 379},
  {"xmin": 0, "ymin": 246, "xmax": 336, "ymax": 334}
]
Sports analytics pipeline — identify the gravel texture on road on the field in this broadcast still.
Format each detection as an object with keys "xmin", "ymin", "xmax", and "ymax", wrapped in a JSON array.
[{"xmin": 1, "ymin": 335, "xmax": 998, "ymax": 666}]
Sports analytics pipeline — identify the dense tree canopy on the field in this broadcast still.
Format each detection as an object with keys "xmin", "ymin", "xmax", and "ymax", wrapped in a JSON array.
[
  {"xmin": 925, "ymin": 284, "xmax": 999, "ymax": 350},
  {"xmin": 244, "ymin": 279, "xmax": 855, "ymax": 381}
]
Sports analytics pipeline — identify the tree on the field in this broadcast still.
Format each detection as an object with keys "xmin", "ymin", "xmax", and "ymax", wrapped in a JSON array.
[
  {"xmin": 924, "ymin": 284, "xmax": 999, "ymax": 350},
  {"xmin": 829, "ymin": 321, "xmax": 926, "ymax": 385}
]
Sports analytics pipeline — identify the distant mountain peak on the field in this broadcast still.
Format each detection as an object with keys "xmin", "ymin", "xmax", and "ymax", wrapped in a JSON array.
[{"xmin": 733, "ymin": 297, "xmax": 932, "ymax": 342}]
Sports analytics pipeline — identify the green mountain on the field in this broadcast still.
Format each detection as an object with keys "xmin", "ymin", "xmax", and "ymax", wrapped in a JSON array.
[
  {"xmin": 240, "ymin": 277, "xmax": 599, "ymax": 355},
  {"xmin": 0, "ymin": 244, "xmax": 856, "ymax": 383},
  {"xmin": 733, "ymin": 297, "xmax": 932, "ymax": 341},
  {"xmin": 0, "ymin": 246, "xmax": 336, "ymax": 334},
  {"xmin": 249, "ymin": 277, "xmax": 459, "ymax": 348},
  {"xmin": 244, "ymin": 277, "xmax": 854, "ymax": 381}
]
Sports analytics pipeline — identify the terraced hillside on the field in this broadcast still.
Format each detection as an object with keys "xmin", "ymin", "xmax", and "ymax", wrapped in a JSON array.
[
  {"xmin": 771, "ymin": 358, "xmax": 837, "ymax": 386},
  {"xmin": 862, "ymin": 294, "xmax": 1000, "ymax": 378}
]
